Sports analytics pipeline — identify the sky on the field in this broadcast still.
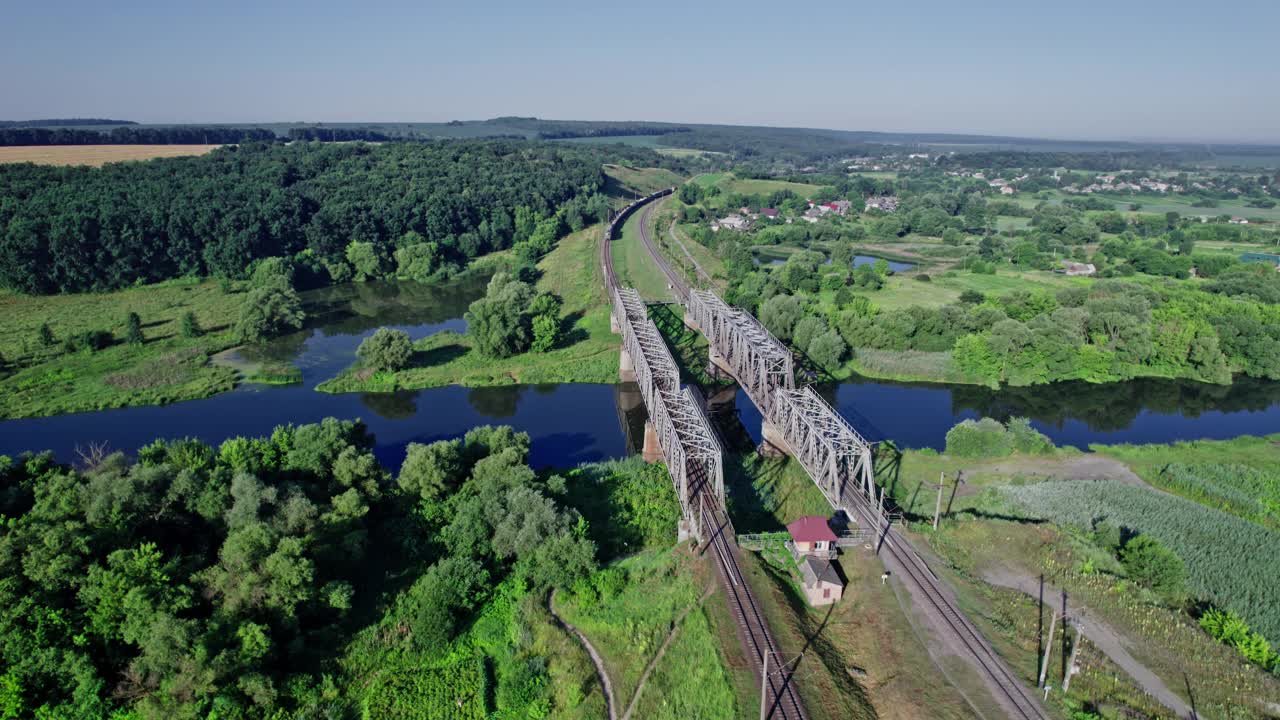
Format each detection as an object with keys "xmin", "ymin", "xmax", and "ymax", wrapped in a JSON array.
[{"xmin": 3, "ymin": 0, "xmax": 1277, "ymax": 143}]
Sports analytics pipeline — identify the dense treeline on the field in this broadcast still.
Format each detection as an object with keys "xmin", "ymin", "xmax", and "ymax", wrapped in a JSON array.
[
  {"xmin": 935, "ymin": 150, "xmax": 1216, "ymax": 171},
  {"xmin": 0, "ymin": 119, "xmax": 136, "ymax": 128},
  {"xmin": 0, "ymin": 420, "xmax": 638, "ymax": 718},
  {"xmin": 0, "ymin": 126, "xmax": 277, "ymax": 146},
  {"xmin": 284, "ymin": 127, "xmax": 397, "ymax": 142},
  {"xmin": 0, "ymin": 140, "xmax": 614, "ymax": 293}
]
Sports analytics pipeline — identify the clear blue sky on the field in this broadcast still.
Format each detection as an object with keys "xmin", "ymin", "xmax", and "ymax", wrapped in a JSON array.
[{"xmin": 3, "ymin": 0, "xmax": 1276, "ymax": 142}]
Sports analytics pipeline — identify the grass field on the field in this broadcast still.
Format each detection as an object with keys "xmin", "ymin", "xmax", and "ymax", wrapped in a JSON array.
[
  {"xmin": 557, "ymin": 549, "xmax": 741, "ymax": 719},
  {"xmin": 610, "ymin": 202, "xmax": 676, "ymax": 302},
  {"xmin": 0, "ymin": 278, "xmax": 245, "ymax": 418},
  {"xmin": 602, "ymin": 164, "xmax": 683, "ymax": 201},
  {"xmin": 689, "ymin": 172, "xmax": 828, "ymax": 205},
  {"xmin": 0, "ymin": 144, "xmax": 220, "ymax": 166},
  {"xmin": 318, "ymin": 224, "xmax": 622, "ymax": 393}
]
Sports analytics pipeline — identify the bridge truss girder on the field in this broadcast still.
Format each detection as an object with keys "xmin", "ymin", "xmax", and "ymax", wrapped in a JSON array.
[
  {"xmin": 770, "ymin": 387, "xmax": 875, "ymax": 513},
  {"xmin": 686, "ymin": 289, "xmax": 793, "ymax": 415},
  {"xmin": 613, "ymin": 286, "xmax": 725, "ymax": 533}
]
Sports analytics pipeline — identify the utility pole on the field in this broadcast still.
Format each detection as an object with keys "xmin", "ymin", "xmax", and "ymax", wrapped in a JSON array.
[
  {"xmin": 760, "ymin": 651, "xmax": 769, "ymax": 720},
  {"xmin": 933, "ymin": 471, "xmax": 945, "ymax": 530},
  {"xmin": 1062, "ymin": 623, "xmax": 1084, "ymax": 692},
  {"xmin": 1038, "ymin": 611, "xmax": 1059, "ymax": 689}
]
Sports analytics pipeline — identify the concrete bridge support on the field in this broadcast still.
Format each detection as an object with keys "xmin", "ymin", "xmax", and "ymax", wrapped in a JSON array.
[
  {"xmin": 705, "ymin": 384, "xmax": 737, "ymax": 412},
  {"xmin": 610, "ymin": 311, "xmax": 620, "ymax": 334},
  {"xmin": 641, "ymin": 421, "xmax": 663, "ymax": 463},
  {"xmin": 760, "ymin": 419, "xmax": 789, "ymax": 458},
  {"xmin": 683, "ymin": 309, "xmax": 700, "ymax": 332},
  {"xmin": 619, "ymin": 349, "xmax": 636, "ymax": 383},
  {"xmin": 707, "ymin": 349, "xmax": 734, "ymax": 382}
]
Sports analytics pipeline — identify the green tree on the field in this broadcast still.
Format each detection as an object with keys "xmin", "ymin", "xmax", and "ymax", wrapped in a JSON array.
[
  {"xmin": 531, "ymin": 315, "xmax": 559, "ymax": 353},
  {"xmin": 393, "ymin": 243, "xmax": 440, "ymax": 283},
  {"xmin": 345, "ymin": 242, "xmax": 387, "ymax": 282},
  {"xmin": 180, "ymin": 311, "xmax": 202, "ymax": 338},
  {"xmin": 236, "ymin": 285, "xmax": 305, "ymax": 343},
  {"xmin": 356, "ymin": 328, "xmax": 413, "ymax": 371},
  {"xmin": 792, "ymin": 316, "xmax": 827, "ymax": 353},
  {"xmin": 399, "ymin": 439, "xmax": 464, "ymax": 502},
  {"xmin": 125, "ymin": 312, "xmax": 144, "ymax": 345},
  {"xmin": 465, "ymin": 273, "xmax": 537, "ymax": 358},
  {"xmin": 759, "ymin": 294, "xmax": 804, "ymax": 340},
  {"xmin": 808, "ymin": 329, "xmax": 847, "ymax": 369},
  {"xmin": 38, "ymin": 322, "xmax": 55, "ymax": 347}
]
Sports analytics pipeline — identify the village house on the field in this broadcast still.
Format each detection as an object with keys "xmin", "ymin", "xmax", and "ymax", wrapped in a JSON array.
[
  {"xmin": 798, "ymin": 557, "xmax": 843, "ymax": 606},
  {"xmin": 759, "ymin": 207, "xmax": 780, "ymax": 219},
  {"xmin": 1060, "ymin": 261, "xmax": 1097, "ymax": 276},
  {"xmin": 786, "ymin": 516, "xmax": 843, "ymax": 606},
  {"xmin": 864, "ymin": 195, "xmax": 899, "ymax": 213},
  {"xmin": 827, "ymin": 199, "xmax": 852, "ymax": 215},
  {"xmin": 710, "ymin": 214, "xmax": 750, "ymax": 232},
  {"xmin": 1229, "ymin": 216, "xmax": 1250, "ymax": 225},
  {"xmin": 786, "ymin": 516, "xmax": 837, "ymax": 559},
  {"xmin": 802, "ymin": 207, "xmax": 824, "ymax": 223},
  {"xmin": 1000, "ymin": 185, "xmax": 1016, "ymax": 195}
]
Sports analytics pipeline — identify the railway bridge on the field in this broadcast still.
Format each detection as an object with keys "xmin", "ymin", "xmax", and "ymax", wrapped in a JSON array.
[
  {"xmin": 602, "ymin": 190, "xmax": 809, "ymax": 720},
  {"xmin": 616, "ymin": 190, "xmax": 1052, "ymax": 720}
]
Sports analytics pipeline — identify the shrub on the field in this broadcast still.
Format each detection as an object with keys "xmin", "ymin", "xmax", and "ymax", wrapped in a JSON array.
[
  {"xmin": 62, "ymin": 329, "xmax": 113, "ymax": 353},
  {"xmin": 959, "ymin": 289, "xmax": 985, "ymax": 304},
  {"xmin": 914, "ymin": 273, "xmax": 932, "ymax": 282},
  {"xmin": 38, "ymin": 323, "xmax": 56, "ymax": 347},
  {"xmin": 180, "ymin": 311, "xmax": 202, "ymax": 338},
  {"xmin": 1007, "ymin": 416, "xmax": 1053, "ymax": 454},
  {"xmin": 1199, "ymin": 608, "xmax": 1277, "ymax": 671},
  {"xmin": 944, "ymin": 418, "xmax": 1014, "ymax": 457},
  {"xmin": 1120, "ymin": 535, "xmax": 1186, "ymax": 595},
  {"xmin": 357, "ymin": 328, "xmax": 413, "ymax": 372},
  {"xmin": 125, "ymin": 312, "xmax": 144, "ymax": 345}
]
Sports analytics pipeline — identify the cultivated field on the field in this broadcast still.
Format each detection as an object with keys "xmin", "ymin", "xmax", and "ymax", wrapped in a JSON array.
[{"xmin": 0, "ymin": 144, "xmax": 220, "ymax": 166}]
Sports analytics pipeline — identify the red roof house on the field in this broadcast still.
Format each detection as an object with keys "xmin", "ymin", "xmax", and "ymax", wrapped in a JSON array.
[{"xmin": 787, "ymin": 516, "xmax": 837, "ymax": 556}]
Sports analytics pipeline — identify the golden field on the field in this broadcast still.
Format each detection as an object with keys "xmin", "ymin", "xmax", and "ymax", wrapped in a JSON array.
[{"xmin": 0, "ymin": 144, "xmax": 220, "ymax": 166}]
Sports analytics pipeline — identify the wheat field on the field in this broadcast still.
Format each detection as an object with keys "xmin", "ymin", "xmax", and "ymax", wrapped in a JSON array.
[{"xmin": 0, "ymin": 144, "xmax": 220, "ymax": 166}]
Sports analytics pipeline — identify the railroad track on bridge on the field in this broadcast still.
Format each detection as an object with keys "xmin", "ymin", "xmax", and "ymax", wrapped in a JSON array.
[
  {"xmin": 629, "ymin": 191, "xmax": 1050, "ymax": 720},
  {"xmin": 602, "ymin": 191, "xmax": 807, "ymax": 720}
]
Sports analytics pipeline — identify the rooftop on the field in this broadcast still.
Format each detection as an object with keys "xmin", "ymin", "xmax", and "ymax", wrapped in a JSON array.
[{"xmin": 787, "ymin": 515, "xmax": 837, "ymax": 543}]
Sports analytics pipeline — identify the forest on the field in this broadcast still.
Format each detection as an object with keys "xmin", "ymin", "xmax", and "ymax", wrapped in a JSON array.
[
  {"xmin": 0, "ymin": 126, "xmax": 278, "ymax": 147},
  {"xmin": 0, "ymin": 140, "xmax": 654, "ymax": 294},
  {"xmin": 0, "ymin": 420, "xmax": 676, "ymax": 718}
]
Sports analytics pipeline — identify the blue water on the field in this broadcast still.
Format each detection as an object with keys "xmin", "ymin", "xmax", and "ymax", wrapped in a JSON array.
[
  {"xmin": 756, "ymin": 252, "xmax": 915, "ymax": 273},
  {"xmin": 3, "ymin": 276, "xmax": 1278, "ymax": 466}
]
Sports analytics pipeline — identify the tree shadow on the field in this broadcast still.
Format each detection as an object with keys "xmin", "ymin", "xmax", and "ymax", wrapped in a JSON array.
[
  {"xmin": 412, "ymin": 342, "xmax": 468, "ymax": 368},
  {"xmin": 558, "ymin": 310, "xmax": 588, "ymax": 346}
]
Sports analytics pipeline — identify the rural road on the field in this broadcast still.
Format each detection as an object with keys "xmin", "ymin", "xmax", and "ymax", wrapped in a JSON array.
[
  {"xmin": 983, "ymin": 569, "xmax": 1195, "ymax": 720},
  {"xmin": 548, "ymin": 590, "xmax": 618, "ymax": 720}
]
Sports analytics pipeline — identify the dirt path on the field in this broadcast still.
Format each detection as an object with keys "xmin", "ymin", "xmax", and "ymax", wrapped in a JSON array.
[
  {"xmin": 548, "ymin": 590, "xmax": 618, "ymax": 720},
  {"xmin": 982, "ymin": 568, "xmax": 1195, "ymax": 719},
  {"xmin": 620, "ymin": 582, "xmax": 717, "ymax": 720}
]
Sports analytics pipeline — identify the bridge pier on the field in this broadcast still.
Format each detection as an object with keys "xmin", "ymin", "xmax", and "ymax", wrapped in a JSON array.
[
  {"xmin": 642, "ymin": 421, "xmax": 663, "ymax": 463},
  {"xmin": 707, "ymin": 349, "xmax": 734, "ymax": 382},
  {"xmin": 760, "ymin": 420, "xmax": 789, "ymax": 458},
  {"xmin": 610, "ymin": 311, "xmax": 620, "ymax": 334},
  {"xmin": 619, "ymin": 349, "xmax": 636, "ymax": 383},
  {"xmin": 683, "ymin": 309, "xmax": 701, "ymax": 332},
  {"xmin": 706, "ymin": 384, "xmax": 737, "ymax": 411}
]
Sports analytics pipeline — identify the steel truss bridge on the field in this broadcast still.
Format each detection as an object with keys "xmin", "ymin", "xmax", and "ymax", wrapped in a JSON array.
[{"xmin": 612, "ymin": 284, "xmax": 723, "ymax": 532}]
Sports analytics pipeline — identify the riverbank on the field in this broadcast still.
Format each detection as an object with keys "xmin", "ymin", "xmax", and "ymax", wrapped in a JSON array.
[
  {"xmin": 0, "ymin": 277, "xmax": 245, "ymax": 419},
  {"xmin": 317, "ymin": 224, "xmax": 623, "ymax": 394}
]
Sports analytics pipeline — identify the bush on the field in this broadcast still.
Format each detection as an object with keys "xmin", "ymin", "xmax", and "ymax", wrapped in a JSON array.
[
  {"xmin": 959, "ymin": 289, "xmax": 985, "ymax": 304},
  {"xmin": 62, "ymin": 329, "xmax": 113, "ymax": 353},
  {"xmin": 1007, "ymin": 417, "xmax": 1053, "ymax": 454},
  {"xmin": 1120, "ymin": 535, "xmax": 1186, "ymax": 596},
  {"xmin": 914, "ymin": 273, "xmax": 932, "ymax": 282},
  {"xmin": 357, "ymin": 328, "xmax": 413, "ymax": 371},
  {"xmin": 125, "ymin": 312, "xmax": 144, "ymax": 345},
  {"xmin": 944, "ymin": 418, "xmax": 1014, "ymax": 457},
  {"xmin": 180, "ymin": 311, "xmax": 202, "ymax": 338}
]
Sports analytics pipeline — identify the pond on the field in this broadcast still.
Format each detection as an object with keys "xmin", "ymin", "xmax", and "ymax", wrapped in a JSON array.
[
  {"xmin": 3, "ymin": 277, "xmax": 1279, "ymax": 467},
  {"xmin": 753, "ymin": 249, "xmax": 915, "ymax": 272}
]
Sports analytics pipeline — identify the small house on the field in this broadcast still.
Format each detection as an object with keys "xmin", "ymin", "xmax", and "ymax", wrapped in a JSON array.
[
  {"xmin": 1061, "ymin": 261, "xmax": 1096, "ymax": 277},
  {"xmin": 787, "ymin": 516, "xmax": 837, "ymax": 558},
  {"xmin": 1000, "ymin": 185, "xmax": 1016, "ymax": 195},
  {"xmin": 1229, "ymin": 216, "xmax": 1250, "ymax": 225},
  {"xmin": 759, "ymin": 207, "xmax": 780, "ymax": 219},
  {"xmin": 799, "ymin": 556, "xmax": 843, "ymax": 606}
]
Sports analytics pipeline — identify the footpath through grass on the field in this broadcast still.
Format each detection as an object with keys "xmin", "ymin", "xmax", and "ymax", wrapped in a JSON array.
[
  {"xmin": 0, "ymin": 278, "xmax": 245, "ymax": 418},
  {"xmin": 318, "ymin": 224, "xmax": 621, "ymax": 393}
]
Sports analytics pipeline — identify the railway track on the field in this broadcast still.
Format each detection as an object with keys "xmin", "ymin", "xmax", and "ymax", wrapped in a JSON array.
[
  {"xmin": 844, "ymin": 494, "xmax": 1050, "ymax": 720},
  {"xmin": 627, "ymin": 193, "xmax": 1049, "ymax": 720},
  {"xmin": 602, "ymin": 190, "xmax": 806, "ymax": 719}
]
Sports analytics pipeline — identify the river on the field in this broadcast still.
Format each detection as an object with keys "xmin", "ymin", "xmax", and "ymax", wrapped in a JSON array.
[{"xmin": 2, "ymin": 279, "xmax": 1278, "ymax": 468}]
